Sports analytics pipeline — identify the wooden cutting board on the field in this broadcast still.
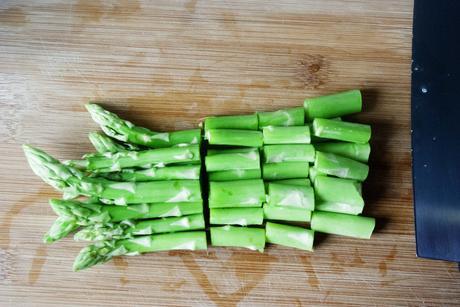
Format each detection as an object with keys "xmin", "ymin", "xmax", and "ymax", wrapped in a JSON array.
[{"xmin": 1, "ymin": 0, "xmax": 459, "ymax": 306}]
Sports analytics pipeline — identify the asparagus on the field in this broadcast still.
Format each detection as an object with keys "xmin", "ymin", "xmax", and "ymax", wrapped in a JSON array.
[
  {"xmin": 311, "ymin": 211, "xmax": 375, "ymax": 239},
  {"xmin": 263, "ymin": 126, "xmax": 311, "ymax": 144},
  {"xmin": 74, "ymin": 214, "xmax": 205, "ymax": 241},
  {"xmin": 206, "ymin": 129, "xmax": 263, "ymax": 147},
  {"xmin": 88, "ymin": 131, "xmax": 140, "ymax": 154},
  {"xmin": 102, "ymin": 165, "xmax": 201, "ymax": 182},
  {"xmin": 210, "ymin": 226, "xmax": 265, "ymax": 252},
  {"xmin": 210, "ymin": 208, "xmax": 264, "ymax": 226},
  {"xmin": 304, "ymin": 89, "xmax": 362, "ymax": 121},
  {"xmin": 265, "ymin": 222, "xmax": 314, "ymax": 251},
  {"xmin": 312, "ymin": 118, "xmax": 371, "ymax": 144},
  {"xmin": 314, "ymin": 151, "xmax": 369, "ymax": 181},
  {"xmin": 267, "ymin": 183, "xmax": 315, "ymax": 210},
  {"xmin": 67, "ymin": 145, "xmax": 201, "ymax": 173},
  {"xmin": 263, "ymin": 145, "xmax": 315, "ymax": 163},
  {"xmin": 309, "ymin": 166, "xmax": 327, "ymax": 183},
  {"xmin": 207, "ymin": 147, "xmax": 257, "ymax": 156},
  {"xmin": 205, "ymin": 148, "xmax": 260, "ymax": 172},
  {"xmin": 263, "ymin": 204, "xmax": 312, "ymax": 222},
  {"xmin": 257, "ymin": 107, "xmax": 304, "ymax": 128},
  {"xmin": 208, "ymin": 169, "xmax": 261, "ymax": 181},
  {"xmin": 86, "ymin": 103, "xmax": 201, "ymax": 148},
  {"xmin": 208, "ymin": 179, "xmax": 266, "ymax": 208},
  {"xmin": 271, "ymin": 179, "xmax": 311, "ymax": 186},
  {"xmin": 314, "ymin": 176, "xmax": 364, "ymax": 215},
  {"xmin": 204, "ymin": 114, "xmax": 258, "ymax": 131},
  {"xmin": 73, "ymin": 231, "xmax": 207, "ymax": 271},
  {"xmin": 262, "ymin": 162, "xmax": 309, "ymax": 180},
  {"xmin": 314, "ymin": 142, "xmax": 370, "ymax": 163}
]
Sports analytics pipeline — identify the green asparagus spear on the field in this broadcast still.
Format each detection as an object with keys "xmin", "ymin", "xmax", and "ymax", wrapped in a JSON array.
[
  {"xmin": 206, "ymin": 147, "xmax": 257, "ymax": 156},
  {"xmin": 312, "ymin": 118, "xmax": 371, "ymax": 144},
  {"xmin": 204, "ymin": 114, "xmax": 258, "ymax": 131},
  {"xmin": 208, "ymin": 169, "xmax": 261, "ymax": 181},
  {"xmin": 311, "ymin": 211, "xmax": 375, "ymax": 239},
  {"xmin": 313, "ymin": 142, "xmax": 370, "ymax": 163},
  {"xmin": 270, "ymin": 179, "xmax": 311, "ymax": 186},
  {"xmin": 88, "ymin": 131, "xmax": 140, "ymax": 154},
  {"xmin": 209, "ymin": 179, "xmax": 266, "ymax": 208},
  {"xmin": 210, "ymin": 208, "xmax": 263, "ymax": 226},
  {"xmin": 263, "ymin": 145, "xmax": 315, "ymax": 163},
  {"xmin": 102, "ymin": 165, "xmax": 201, "ymax": 181},
  {"xmin": 304, "ymin": 89, "xmax": 362, "ymax": 121},
  {"xmin": 267, "ymin": 183, "xmax": 315, "ymax": 210},
  {"xmin": 265, "ymin": 222, "xmax": 314, "ymax": 251},
  {"xmin": 43, "ymin": 216, "xmax": 80, "ymax": 243},
  {"xmin": 206, "ymin": 129, "xmax": 263, "ymax": 147},
  {"xmin": 263, "ymin": 204, "xmax": 311, "ymax": 222},
  {"xmin": 257, "ymin": 107, "xmax": 304, "ymax": 128},
  {"xmin": 262, "ymin": 162, "xmax": 309, "ymax": 180},
  {"xmin": 205, "ymin": 148, "xmax": 260, "ymax": 172},
  {"xmin": 309, "ymin": 166, "xmax": 326, "ymax": 183},
  {"xmin": 73, "ymin": 231, "xmax": 207, "ymax": 271},
  {"xmin": 86, "ymin": 103, "xmax": 201, "ymax": 148},
  {"xmin": 210, "ymin": 226, "xmax": 265, "ymax": 252},
  {"xmin": 262, "ymin": 126, "xmax": 311, "ymax": 144},
  {"xmin": 314, "ymin": 151, "xmax": 369, "ymax": 181}
]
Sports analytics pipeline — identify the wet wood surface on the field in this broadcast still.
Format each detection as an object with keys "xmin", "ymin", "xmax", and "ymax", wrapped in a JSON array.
[{"xmin": 1, "ymin": 0, "xmax": 459, "ymax": 306}]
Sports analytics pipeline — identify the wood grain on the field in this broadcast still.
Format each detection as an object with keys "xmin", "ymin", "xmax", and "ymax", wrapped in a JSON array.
[{"xmin": 1, "ymin": 0, "xmax": 459, "ymax": 306}]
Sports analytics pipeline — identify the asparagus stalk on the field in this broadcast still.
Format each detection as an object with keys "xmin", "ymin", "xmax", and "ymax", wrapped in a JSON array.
[
  {"xmin": 210, "ymin": 226, "xmax": 265, "ymax": 252},
  {"xmin": 314, "ymin": 142, "xmax": 370, "ymax": 163},
  {"xmin": 206, "ymin": 129, "xmax": 263, "ymax": 147},
  {"xmin": 304, "ymin": 89, "xmax": 362, "ymax": 121},
  {"xmin": 208, "ymin": 169, "xmax": 261, "ymax": 181},
  {"xmin": 209, "ymin": 179, "xmax": 266, "ymax": 208},
  {"xmin": 263, "ymin": 126, "xmax": 311, "ymax": 144},
  {"xmin": 204, "ymin": 114, "xmax": 258, "ymax": 131},
  {"xmin": 271, "ymin": 179, "xmax": 311, "ymax": 186},
  {"xmin": 263, "ymin": 204, "xmax": 312, "ymax": 222},
  {"xmin": 73, "ymin": 231, "xmax": 207, "ymax": 271},
  {"xmin": 74, "ymin": 214, "xmax": 205, "ymax": 241},
  {"xmin": 312, "ymin": 118, "xmax": 371, "ymax": 144},
  {"xmin": 265, "ymin": 222, "xmax": 314, "ymax": 251},
  {"xmin": 309, "ymin": 118, "xmax": 342, "ymax": 143},
  {"xmin": 210, "ymin": 208, "xmax": 263, "ymax": 226},
  {"xmin": 102, "ymin": 165, "xmax": 201, "ymax": 182},
  {"xmin": 263, "ymin": 145, "xmax": 315, "ymax": 163},
  {"xmin": 262, "ymin": 162, "xmax": 309, "ymax": 180},
  {"xmin": 257, "ymin": 107, "xmax": 304, "ymax": 128},
  {"xmin": 207, "ymin": 147, "xmax": 257, "ymax": 156},
  {"xmin": 205, "ymin": 148, "xmax": 260, "ymax": 172},
  {"xmin": 313, "ymin": 176, "xmax": 364, "ymax": 215},
  {"xmin": 88, "ymin": 131, "xmax": 140, "ymax": 154},
  {"xmin": 310, "ymin": 211, "xmax": 375, "ymax": 239},
  {"xmin": 267, "ymin": 183, "xmax": 315, "ymax": 210},
  {"xmin": 314, "ymin": 151, "xmax": 369, "ymax": 181},
  {"xmin": 309, "ymin": 166, "xmax": 326, "ymax": 183},
  {"xmin": 86, "ymin": 103, "xmax": 201, "ymax": 148}
]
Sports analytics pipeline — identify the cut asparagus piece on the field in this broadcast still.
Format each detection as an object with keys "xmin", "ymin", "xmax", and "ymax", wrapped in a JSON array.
[
  {"xmin": 263, "ymin": 204, "xmax": 312, "ymax": 222},
  {"xmin": 210, "ymin": 208, "xmax": 264, "ymax": 226},
  {"xmin": 209, "ymin": 179, "xmax": 265, "ymax": 208},
  {"xmin": 263, "ymin": 144, "xmax": 315, "ymax": 163},
  {"xmin": 262, "ymin": 162, "xmax": 309, "ymax": 180},
  {"xmin": 265, "ymin": 222, "xmax": 314, "ymax": 251},
  {"xmin": 204, "ymin": 114, "xmax": 258, "ymax": 131},
  {"xmin": 207, "ymin": 147, "xmax": 258, "ymax": 156},
  {"xmin": 74, "ymin": 214, "xmax": 205, "ymax": 241},
  {"xmin": 73, "ymin": 231, "xmax": 207, "ymax": 271},
  {"xmin": 205, "ymin": 148, "xmax": 260, "ymax": 172},
  {"xmin": 257, "ymin": 107, "xmax": 304, "ymax": 128},
  {"xmin": 206, "ymin": 129, "xmax": 263, "ymax": 147},
  {"xmin": 314, "ymin": 142, "xmax": 370, "ymax": 163},
  {"xmin": 271, "ymin": 179, "xmax": 311, "ymax": 186},
  {"xmin": 208, "ymin": 169, "xmax": 261, "ymax": 181},
  {"xmin": 309, "ymin": 166, "xmax": 327, "ymax": 183},
  {"xmin": 315, "ymin": 151, "xmax": 369, "ymax": 181},
  {"xmin": 88, "ymin": 131, "xmax": 140, "ymax": 153},
  {"xmin": 267, "ymin": 183, "xmax": 315, "ymax": 210},
  {"xmin": 210, "ymin": 226, "xmax": 265, "ymax": 252},
  {"xmin": 263, "ymin": 126, "xmax": 311, "ymax": 144},
  {"xmin": 312, "ymin": 118, "xmax": 371, "ymax": 144},
  {"xmin": 67, "ymin": 145, "xmax": 201, "ymax": 173},
  {"xmin": 102, "ymin": 165, "xmax": 201, "ymax": 181},
  {"xmin": 311, "ymin": 211, "xmax": 375, "ymax": 239},
  {"xmin": 313, "ymin": 176, "xmax": 364, "ymax": 215},
  {"xmin": 304, "ymin": 89, "xmax": 362, "ymax": 120},
  {"xmin": 86, "ymin": 103, "xmax": 201, "ymax": 148}
]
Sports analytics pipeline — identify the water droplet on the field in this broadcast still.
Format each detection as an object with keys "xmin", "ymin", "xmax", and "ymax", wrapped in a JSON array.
[
  {"xmin": 421, "ymin": 87, "xmax": 428, "ymax": 93},
  {"xmin": 423, "ymin": 164, "xmax": 428, "ymax": 168},
  {"xmin": 432, "ymin": 136, "xmax": 437, "ymax": 141}
]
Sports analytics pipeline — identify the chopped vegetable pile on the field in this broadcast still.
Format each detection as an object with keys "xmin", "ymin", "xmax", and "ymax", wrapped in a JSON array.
[{"xmin": 23, "ymin": 89, "xmax": 375, "ymax": 271}]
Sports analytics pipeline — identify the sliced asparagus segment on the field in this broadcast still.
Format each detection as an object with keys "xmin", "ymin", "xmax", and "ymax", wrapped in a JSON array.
[
  {"xmin": 86, "ymin": 103, "xmax": 201, "ymax": 148},
  {"xmin": 102, "ymin": 165, "xmax": 201, "ymax": 181},
  {"xmin": 210, "ymin": 226, "xmax": 265, "ymax": 252},
  {"xmin": 312, "ymin": 118, "xmax": 371, "ymax": 144},
  {"xmin": 208, "ymin": 169, "xmax": 261, "ymax": 181},
  {"xmin": 304, "ymin": 89, "xmax": 362, "ymax": 120},
  {"xmin": 271, "ymin": 179, "xmax": 311, "ymax": 186},
  {"xmin": 205, "ymin": 148, "xmax": 260, "ymax": 172},
  {"xmin": 314, "ymin": 142, "xmax": 370, "ymax": 163},
  {"xmin": 265, "ymin": 222, "xmax": 314, "ymax": 251},
  {"xmin": 88, "ymin": 131, "xmax": 140, "ymax": 153},
  {"xmin": 267, "ymin": 183, "xmax": 315, "ymax": 210},
  {"xmin": 313, "ymin": 176, "xmax": 364, "ymax": 215},
  {"xmin": 263, "ymin": 204, "xmax": 312, "ymax": 222},
  {"xmin": 314, "ymin": 151, "xmax": 369, "ymax": 181},
  {"xmin": 257, "ymin": 107, "xmax": 304, "ymax": 128},
  {"xmin": 262, "ymin": 162, "xmax": 309, "ymax": 180},
  {"xmin": 210, "ymin": 208, "xmax": 263, "ymax": 226},
  {"xmin": 204, "ymin": 114, "xmax": 258, "ymax": 131},
  {"xmin": 73, "ymin": 231, "xmax": 207, "ymax": 271},
  {"xmin": 311, "ymin": 211, "xmax": 375, "ymax": 239},
  {"xmin": 262, "ymin": 126, "xmax": 311, "ymax": 144},
  {"xmin": 207, "ymin": 147, "xmax": 257, "ymax": 156},
  {"xmin": 209, "ymin": 179, "xmax": 265, "ymax": 208},
  {"xmin": 263, "ymin": 144, "xmax": 315, "ymax": 163},
  {"xmin": 309, "ymin": 166, "xmax": 327, "ymax": 183},
  {"xmin": 206, "ymin": 129, "xmax": 263, "ymax": 147}
]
